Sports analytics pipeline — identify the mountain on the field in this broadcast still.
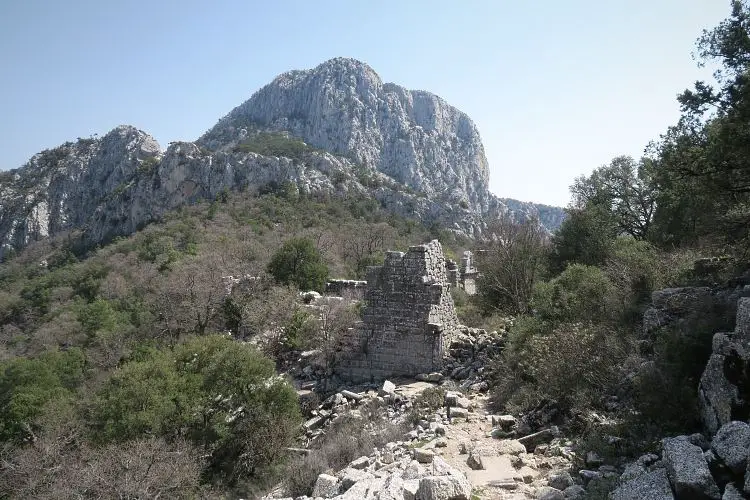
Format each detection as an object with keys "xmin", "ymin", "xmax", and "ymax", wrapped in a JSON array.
[{"xmin": 0, "ymin": 58, "xmax": 564, "ymax": 258}]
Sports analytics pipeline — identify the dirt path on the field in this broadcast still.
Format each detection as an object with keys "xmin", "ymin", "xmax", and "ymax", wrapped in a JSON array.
[{"xmin": 394, "ymin": 384, "xmax": 568, "ymax": 499}]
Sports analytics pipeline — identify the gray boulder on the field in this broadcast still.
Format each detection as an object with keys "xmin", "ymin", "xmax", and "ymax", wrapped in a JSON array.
[
  {"xmin": 662, "ymin": 437, "xmax": 720, "ymax": 499},
  {"xmin": 415, "ymin": 474, "xmax": 472, "ymax": 500},
  {"xmin": 312, "ymin": 473, "xmax": 339, "ymax": 498},
  {"xmin": 610, "ymin": 468, "xmax": 675, "ymax": 500},
  {"xmin": 712, "ymin": 421, "xmax": 750, "ymax": 474}
]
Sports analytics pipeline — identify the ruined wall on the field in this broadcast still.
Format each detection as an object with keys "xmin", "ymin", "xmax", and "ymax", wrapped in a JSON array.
[
  {"xmin": 335, "ymin": 240, "xmax": 460, "ymax": 382},
  {"xmin": 325, "ymin": 279, "xmax": 367, "ymax": 299}
]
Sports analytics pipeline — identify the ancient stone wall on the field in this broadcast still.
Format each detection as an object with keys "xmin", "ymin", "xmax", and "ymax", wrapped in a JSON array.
[
  {"xmin": 325, "ymin": 279, "xmax": 367, "ymax": 299},
  {"xmin": 335, "ymin": 240, "xmax": 460, "ymax": 382}
]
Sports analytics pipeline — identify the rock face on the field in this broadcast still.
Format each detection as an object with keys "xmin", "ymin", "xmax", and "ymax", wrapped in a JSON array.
[
  {"xmin": 0, "ymin": 126, "xmax": 160, "ymax": 255},
  {"xmin": 0, "ymin": 58, "xmax": 565, "ymax": 258},
  {"xmin": 200, "ymin": 58, "xmax": 491, "ymax": 212},
  {"xmin": 699, "ymin": 298, "xmax": 750, "ymax": 435}
]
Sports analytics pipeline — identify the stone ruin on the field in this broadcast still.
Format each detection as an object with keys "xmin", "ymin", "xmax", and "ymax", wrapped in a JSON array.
[
  {"xmin": 335, "ymin": 240, "xmax": 460, "ymax": 382},
  {"xmin": 325, "ymin": 279, "xmax": 367, "ymax": 299},
  {"xmin": 446, "ymin": 250, "xmax": 479, "ymax": 295}
]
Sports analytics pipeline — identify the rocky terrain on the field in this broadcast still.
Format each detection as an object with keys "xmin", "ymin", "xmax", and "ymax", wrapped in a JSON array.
[{"xmin": 0, "ymin": 58, "xmax": 564, "ymax": 259}]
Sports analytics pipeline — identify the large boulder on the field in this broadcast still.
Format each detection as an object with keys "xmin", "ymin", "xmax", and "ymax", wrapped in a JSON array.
[
  {"xmin": 415, "ymin": 474, "xmax": 472, "ymax": 500},
  {"xmin": 662, "ymin": 437, "xmax": 721, "ymax": 499},
  {"xmin": 312, "ymin": 473, "xmax": 340, "ymax": 498},
  {"xmin": 699, "ymin": 299, "xmax": 750, "ymax": 435},
  {"xmin": 610, "ymin": 468, "xmax": 675, "ymax": 500},
  {"xmin": 711, "ymin": 421, "xmax": 750, "ymax": 475}
]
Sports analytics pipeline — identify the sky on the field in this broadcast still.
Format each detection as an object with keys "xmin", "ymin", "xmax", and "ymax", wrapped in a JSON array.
[{"xmin": 0, "ymin": 0, "xmax": 731, "ymax": 207}]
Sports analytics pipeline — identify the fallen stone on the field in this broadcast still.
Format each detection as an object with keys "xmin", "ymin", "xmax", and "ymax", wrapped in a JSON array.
[
  {"xmin": 547, "ymin": 470, "xmax": 574, "ymax": 490},
  {"xmin": 610, "ymin": 468, "xmax": 674, "ymax": 500},
  {"xmin": 404, "ymin": 479, "xmax": 420, "ymax": 500},
  {"xmin": 519, "ymin": 466, "xmax": 537, "ymax": 483},
  {"xmin": 380, "ymin": 380, "xmax": 396, "ymax": 396},
  {"xmin": 430, "ymin": 456, "xmax": 454, "ymax": 476},
  {"xmin": 303, "ymin": 416, "xmax": 324, "ymax": 431},
  {"xmin": 448, "ymin": 407, "xmax": 468, "ymax": 419},
  {"xmin": 338, "ymin": 467, "xmax": 374, "ymax": 491},
  {"xmin": 378, "ymin": 474, "xmax": 406, "ymax": 500},
  {"xmin": 619, "ymin": 463, "xmax": 646, "ymax": 483},
  {"xmin": 403, "ymin": 460, "xmax": 426, "ymax": 480},
  {"xmin": 662, "ymin": 436, "xmax": 720, "ymax": 500},
  {"xmin": 416, "ymin": 372, "xmax": 443, "ymax": 383},
  {"xmin": 712, "ymin": 421, "xmax": 750, "ymax": 475},
  {"xmin": 535, "ymin": 486, "xmax": 565, "ymax": 500},
  {"xmin": 311, "ymin": 473, "xmax": 339, "ymax": 498},
  {"xmin": 414, "ymin": 448, "xmax": 435, "ymax": 464},
  {"xmin": 340, "ymin": 389, "xmax": 364, "ymax": 401},
  {"xmin": 467, "ymin": 450, "xmax": 485, "ymax": 470},
  {"xmin": 495, "ymin": 439, "xmax": 527, "ymax": 455},
  {"xmin": 350, "ymin": 455, "xmax": 370, "ymax": 470},
  {"xmin": 578, "ymin": 470, "xmax": 601, "ymax": 487},
  {"xmin": 492, "ymin": 414, "xmax": 517, "ymax": 430},
  {"xmin": 416, "ymin": 474, "xmax": 472, "ymax": 500},
  {"xmin": 455, "ymin": 396, "xmax": 472, "ymax": 409},
  {"xmin": 518, "ymin": 427, "xmax": 557, "ymax": 452}
]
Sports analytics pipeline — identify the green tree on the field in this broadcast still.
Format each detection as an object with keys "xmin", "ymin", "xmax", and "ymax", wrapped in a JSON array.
[
  {"xmin": 549, "ymin": 204, "xmax": 618, "ymax": 273},
  {"xmin": 267, "ymin": 238, "xmax": 329, "ymax": 291},
  {"xmin": 0, "ymin": 349, "xmax": 86, "ymax": 442},
  {"xmin": 570, "ymin": 156, "xmax": 657, "ymax": 240},
  {"xmin": 91, "ymin": 335, "xmax": 301, "ymax": 484},
  {"xmin": 650, "ymin": 0, "xmax": 750, "ymax": 246}
]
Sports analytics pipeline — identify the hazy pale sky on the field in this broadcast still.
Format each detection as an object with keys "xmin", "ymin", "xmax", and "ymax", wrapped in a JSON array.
[{"xmin": 0, "ymin": 1, "xmax": 730, "ymax": 206}]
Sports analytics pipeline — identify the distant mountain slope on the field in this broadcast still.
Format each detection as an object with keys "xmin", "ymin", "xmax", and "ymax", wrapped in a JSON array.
[{"xmin": 0, "ymin": 58, "xmax": 564, "ymax": 259}]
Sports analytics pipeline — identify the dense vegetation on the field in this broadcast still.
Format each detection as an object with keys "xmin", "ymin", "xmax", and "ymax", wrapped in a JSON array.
[
  {"xmin": 0, "ymin": 189, "xmax": 466, "ymax": 498},
  {"xmin": 467, "ymin": 0, "xmax": 750, "ymax": 463}
]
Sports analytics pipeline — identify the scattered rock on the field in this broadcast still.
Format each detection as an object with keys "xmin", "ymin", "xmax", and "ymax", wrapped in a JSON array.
[
  {"xmin": 415, "ymin": 474, "xmax": 472, "ymax": 500},
  {"xmin": 712, "ymin": 421, "xmax": 750, "ymax": 475},
  {"xmin": 312, "ymin": 473, "xmax": 339, "ymax": 498},
  {"xmin": 380, "ymin": 380, "xmax": 396, "ymax": 396},
  {"xmin": 518, "ymin": 427, "xmax": 558, "ymax": 452},
  {"xmin": 547, "ymin": 470, "xmax": 574, "ymax": 491},
  {"xmin": 662, "ymin": 436, "xmax": 720, "ymax": 500},
  {"xmin": 414, "ymin": 448, "xmax": 435, "ymax": 464},
  {"xmin": 610, "ymin": 468, "xmax": 675, "ymax": 500}
]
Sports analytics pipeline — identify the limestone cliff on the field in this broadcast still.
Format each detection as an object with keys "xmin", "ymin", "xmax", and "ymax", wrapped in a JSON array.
[{"xmin": 199, "ymin": 58, "xmax": 493, "ymax": 212}]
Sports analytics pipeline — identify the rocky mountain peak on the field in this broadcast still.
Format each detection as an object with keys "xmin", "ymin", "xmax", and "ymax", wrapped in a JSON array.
[{"xmin": 199, "ymin": 58, "xmax": 492, "ymax": 210}]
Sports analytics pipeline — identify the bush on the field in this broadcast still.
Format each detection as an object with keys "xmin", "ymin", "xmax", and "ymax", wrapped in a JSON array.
[
  {"xmin": 0, "ymin": 348, "xmax": 86, "ymax": 442},
  {"xmin": 267, "ymin": 238, "xmax": 329, "ymax": 292},
  {"xmin": 491, "ymin": 319, "xmax": 627, "ymax": 415},
  {"xmin": 90, "ymin": 335, "xmax": 301, "ymax": 484},
  {"xmin": 533, "ymin": 264, "xmax": 619, "ymax": 324}
]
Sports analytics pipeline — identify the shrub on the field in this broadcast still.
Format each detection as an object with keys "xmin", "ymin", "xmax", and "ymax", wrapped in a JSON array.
[
  {"xmin": 532, "ymin": 264, "xmax": 618, "ymax": 324},
  {"xmin": 90, "ymin": 335, "xmax": 301, "ymax": 484},
  {"xmin": 0, "ymin": 348, "xmax": 86, "ymax": 442},
  {"xmin": 490, "ymin": 319, "xmax": 627, "ymax": 415},
  {"xmin": 267, "ymin": 238, "xmax": 329, "ymax": 292}
]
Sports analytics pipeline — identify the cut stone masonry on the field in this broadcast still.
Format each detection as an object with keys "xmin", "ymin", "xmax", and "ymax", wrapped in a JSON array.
[{"xmin": 335, "ymin": 240, "xmax": 460, "ymax": 382}]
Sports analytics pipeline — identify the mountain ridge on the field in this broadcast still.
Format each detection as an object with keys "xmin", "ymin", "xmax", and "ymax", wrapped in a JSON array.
[{"xmin": 0, "ymin": 58, "xmax": 564, "ymax": 258}]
